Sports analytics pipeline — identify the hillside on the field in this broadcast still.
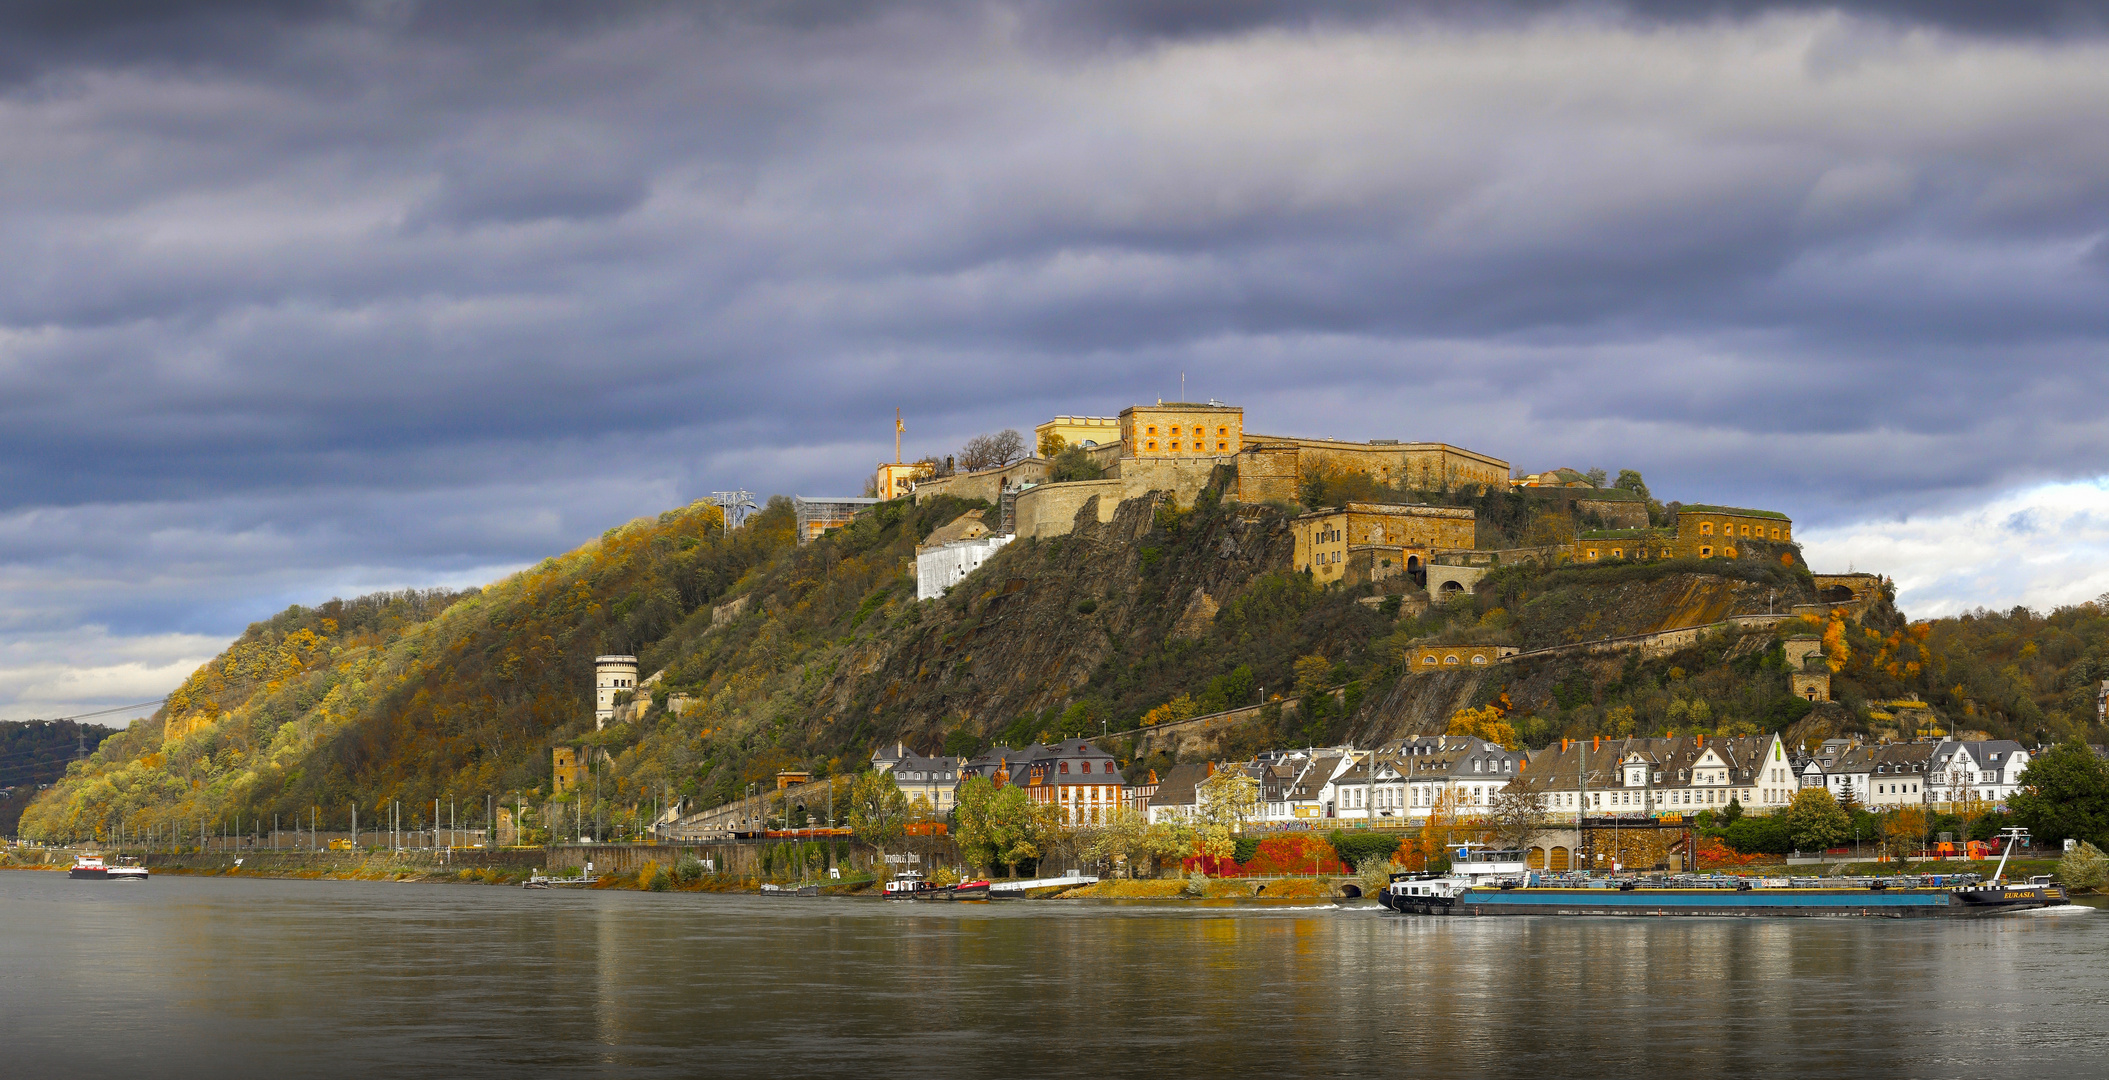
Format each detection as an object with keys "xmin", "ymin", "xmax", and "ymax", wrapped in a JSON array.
[{"xmin": 21, "ymin": 477, "xmax": 2109, "ymax": 842}]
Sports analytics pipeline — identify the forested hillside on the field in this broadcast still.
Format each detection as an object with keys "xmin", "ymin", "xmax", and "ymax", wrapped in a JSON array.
[{"xmin": 20, "ymin": 475, "xmax": 2109, "ymax": 842}]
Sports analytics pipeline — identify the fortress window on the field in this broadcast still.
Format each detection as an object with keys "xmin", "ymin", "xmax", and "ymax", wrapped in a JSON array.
[
  {"xmin": 1700, "ymin": 547, "xmax": 1712, "ymax": 557},
  {"xmin": 1423, "ymin": 655, "xmax": 1437, "ymax": 665},
  {"xmin": 1217, "ymin": 442, "xmax": 1226, "ymax": 451},
  {"xmin": 1444, "ymin": 654, "xmax": 1460, "ymax": 665},
  {"xmin": 1169, "ymin": 442, "xmax": 1179, "ymax": 451},
  {"xmin": 1217, "ymin": 427, "xmax": 1227, "ymax": 435},
  {"xmin": 1146, "ymin": 441, "xmax": 1157, "ymax": 451},
  {"xmin": 1611, "ymin": 548, "xmax": 1623, "ymax": 558},
  {"xmin": 1700, "ymin": 523, "xmax": 1714, "ymax": 536},
  {"xmin": 1146, "ymin": 426, "xmax": 1157, "ymax": 435}
]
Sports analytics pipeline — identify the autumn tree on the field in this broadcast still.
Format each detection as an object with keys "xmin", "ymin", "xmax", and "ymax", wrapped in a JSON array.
[
  {"xmin": 1786, "ymin": 788, "xmax": 1851, "ymax": 853},
  {"xmin": 1292, "ymin": 655, "xmax": 1333, "ymax": 698},
  {"xmin": 958, "ymin": 429, "xmax": 1026, "ymax": 472},
  {"xmin": 1037, "ymin": 430, "xmax": 1067, "ymax": 457},
  {"xmin": 1447, "ymin": 705, "xmax": 1519, "ymax": 750},
  {"xmin": 1884, "ymin": 807, "xmax": 1928, "ymax": 856},
  {"xmin": 1193, "ymin": 766, "xmax": 1259, "ymax": 864},
  {"xmin": 1084, "ymin": 803, "xmax": 1191, "ymax": 878}
]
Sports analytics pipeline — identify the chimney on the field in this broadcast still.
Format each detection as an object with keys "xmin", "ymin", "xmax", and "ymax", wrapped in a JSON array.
[
  {"xmin": 1593, "ymin": 736, "xmax": 1600, "ymax": 752},
  {"xmin": 1697, "ymin": 733, "xmax": 1705, "ymax": 748},
  {"xmin": 1561, "ymin": 738, "xmax": 1569, "ymax": 752}
]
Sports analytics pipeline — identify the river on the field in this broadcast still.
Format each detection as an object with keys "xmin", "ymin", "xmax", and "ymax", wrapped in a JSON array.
[{"xmin": 6, "ymin": 872, "xmax": 2106, "ymax": 1078}]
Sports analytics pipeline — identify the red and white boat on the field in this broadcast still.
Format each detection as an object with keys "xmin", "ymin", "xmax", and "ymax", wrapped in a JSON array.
[
  {"xmin": 68, "ymin": 853, "xmax": 148, "ymax": 881},
  {"xmin": 882, "ymin": 870, "xmax": 989, "ymax": 900}
]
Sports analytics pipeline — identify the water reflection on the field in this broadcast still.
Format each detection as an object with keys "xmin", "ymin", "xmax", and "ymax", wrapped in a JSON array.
[{"xmin": 3, "ymin": 874, "xmax": 2105, "ymax": 1078}]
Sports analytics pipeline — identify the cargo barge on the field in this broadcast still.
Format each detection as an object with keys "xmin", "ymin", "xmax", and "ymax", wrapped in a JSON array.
[{"xmin": 1381, "ymin": 833, "xmax": 2066, "ymax": 918}]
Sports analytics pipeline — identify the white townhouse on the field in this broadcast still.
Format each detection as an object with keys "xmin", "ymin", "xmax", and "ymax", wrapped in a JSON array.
[
  {"xmin": 1928, "ymin": 740, "xmax": 2030, "ymax": 809},
  {"xmin": 1517, "ymin": 733, "xmax": 1793, "ymax": 816}
]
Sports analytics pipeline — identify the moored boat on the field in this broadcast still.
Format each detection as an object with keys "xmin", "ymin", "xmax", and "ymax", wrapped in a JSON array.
[
  {"xmin": 882, "ymin": 870, "xmax": 990, "ymax": 900},
  {"xmin": 761, "ymin": 883, "xmax": 821, "ymax": 897}
]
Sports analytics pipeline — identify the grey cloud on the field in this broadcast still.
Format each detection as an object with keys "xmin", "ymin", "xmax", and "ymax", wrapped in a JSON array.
[{"xmin": 3, "ymin": 1, "xmax": 2109, "ymax": 715}]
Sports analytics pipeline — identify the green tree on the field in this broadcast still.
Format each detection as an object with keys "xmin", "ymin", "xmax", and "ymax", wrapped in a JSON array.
[
  {"xmin": 1785, "ymin": 788, "xmax": 1851, "ymax": 852},
  {"xmin": 2009, "ymin": 743, "xmax": 2109, "ymax": 849},
  {"xmin": 953, "ymin": 776, "xmax": 1048, "ymax": 877},
  {"xmin": 846, "ymin": 770, "xmax": 909, "ymax": 852},
  {"xmin": 1047, "ymin": 446, "xmax": 1103, "ymax": 483},
  {"xmin": 1722, "ymin": 812, "xmax": 1793, "ymax": 855},
  {"xmin": 942, "ymin": 728, "xmax": 980, "ymax": 758},
  {"xmin": 1614, "ymin": 470, "xmax": 1650, "ymax": 499}
]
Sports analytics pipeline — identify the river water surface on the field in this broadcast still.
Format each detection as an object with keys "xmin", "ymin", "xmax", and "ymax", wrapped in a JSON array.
[{"xmin": 6, "ymin": 872, "xmax": 2107, "ymax": 1078}]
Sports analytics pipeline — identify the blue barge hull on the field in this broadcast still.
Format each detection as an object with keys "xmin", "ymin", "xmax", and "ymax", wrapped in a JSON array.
[{"xmin": 1387, "ymin": 884, "xmax": 2065, "ymax": 917}]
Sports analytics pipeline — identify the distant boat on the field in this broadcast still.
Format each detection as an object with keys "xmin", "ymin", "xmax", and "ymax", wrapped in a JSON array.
[
  {"xmin": 761, "ymin": 883, "xmax": 820, "ymax": 897},
  {"xmin": 70, "ymin": 852, "xmax": 146, "ymax": 880}
]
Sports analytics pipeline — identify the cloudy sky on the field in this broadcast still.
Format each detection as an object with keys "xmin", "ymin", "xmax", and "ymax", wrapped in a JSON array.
[{"xmin": 4, "ymin": 0, "xmax": 2108, "ymax": 721}]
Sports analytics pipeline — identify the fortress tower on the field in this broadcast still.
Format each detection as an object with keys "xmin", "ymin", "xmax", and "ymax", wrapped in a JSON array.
[{"xmin": 594, "ymin": 654, "xmax": 639, "ymax": 729}]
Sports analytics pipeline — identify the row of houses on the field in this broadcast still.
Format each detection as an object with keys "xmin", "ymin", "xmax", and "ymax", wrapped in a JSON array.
[{"xmin": 870, "ymin": 732, "xmax": 2036, "ymax": 829}]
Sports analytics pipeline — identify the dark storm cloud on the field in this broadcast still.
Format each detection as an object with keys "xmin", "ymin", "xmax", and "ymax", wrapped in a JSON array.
[{"xmin": 2, "ymin": 0, "xmax": 2108, "ymax": 711}]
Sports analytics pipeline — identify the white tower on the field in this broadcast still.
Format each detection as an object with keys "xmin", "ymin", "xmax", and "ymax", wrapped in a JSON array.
[{"xmin": 594, "ymin": 654, "xmax": 639, "ymax": 729}]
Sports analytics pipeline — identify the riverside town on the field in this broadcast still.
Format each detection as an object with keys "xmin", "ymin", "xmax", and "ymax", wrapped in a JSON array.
[{"xmin": 13, "ymin": 399, "xmax": 2105, "ymax": 915}]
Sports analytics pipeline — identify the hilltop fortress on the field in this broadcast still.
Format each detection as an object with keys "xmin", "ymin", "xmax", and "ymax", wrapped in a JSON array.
[
  {"xmin": 901, "ymin": 401, "xmax": 1512, "ymax": 539},
  {"xmin": 884, "ymin": 400, "xmax": 1790, "ymax": 580}
]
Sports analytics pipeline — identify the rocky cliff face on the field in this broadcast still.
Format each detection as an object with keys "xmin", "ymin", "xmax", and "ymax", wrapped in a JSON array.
[{"xmin": 817, "ymin": 480, "xmax": 1303, "ymax": 750}]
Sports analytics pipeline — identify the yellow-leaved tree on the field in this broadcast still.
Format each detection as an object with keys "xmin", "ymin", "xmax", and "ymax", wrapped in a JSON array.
[{"xmin": 1446, "ymin": 705, "xmax": 1519, "ymax": 750}]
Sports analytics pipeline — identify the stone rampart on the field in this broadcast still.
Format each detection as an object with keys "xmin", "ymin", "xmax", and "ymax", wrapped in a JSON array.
[
  {"xmin": 912, "ymin": 458, "xmax": 1050, "ymax": 505},
  {"xmin": 1014, "ymin": 480, "xmax": 1122, "ymax": 539}
]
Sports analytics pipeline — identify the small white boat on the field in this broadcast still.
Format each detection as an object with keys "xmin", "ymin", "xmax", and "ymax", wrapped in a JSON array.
[{"xmin": 108, "ymin": 855, "xmax": 149, "ymax": 881}]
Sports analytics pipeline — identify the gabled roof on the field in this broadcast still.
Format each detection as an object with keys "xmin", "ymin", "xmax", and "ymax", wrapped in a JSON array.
[
  {"xmin": 1148, "ymin": 762, "xmax": 1214, "ymax": 808},
  {"xmin": 1514, "ymin": 735, "xmax": 1780, "ymax": 793}
]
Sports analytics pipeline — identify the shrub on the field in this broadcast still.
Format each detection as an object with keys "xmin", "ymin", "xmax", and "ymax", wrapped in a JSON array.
[
  {"xmin": 649, "ymin": 869, "xmax": 672, "ymax": 892},
  {"xmin": 675, "ymin": 854, "xmax": 706, "ymax": 883},
  {"xmin": 1331, "ymin": 830, "xmax": 1411, "ymax": 867},
  {"xmin": 2060, "ymin": 842, "xmax": 2107, "ymax": 892}
]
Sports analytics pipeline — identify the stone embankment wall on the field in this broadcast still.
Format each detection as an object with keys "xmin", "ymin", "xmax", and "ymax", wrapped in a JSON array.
[{"xmin": 543, "ymin": 840, "xmax": 961, "ymax": 878}]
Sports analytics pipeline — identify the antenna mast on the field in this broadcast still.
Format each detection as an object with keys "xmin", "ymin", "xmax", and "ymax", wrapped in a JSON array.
[
  {"xmin": 894, "ymin": 408, "xmax": 903, "ymax": 464},
  {"xmin": 709, "ymin": 490, "xmax": 758, "ymax": 531}
]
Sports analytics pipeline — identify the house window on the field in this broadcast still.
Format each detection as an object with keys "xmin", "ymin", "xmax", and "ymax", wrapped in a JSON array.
[
  {"xmin": 1060, "ymin": 762, "xmax": 1069, "ymax": 774},
  {"xmin": 1082, "ymin": 761, "xmax": 1092, "ymax": 773}
]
